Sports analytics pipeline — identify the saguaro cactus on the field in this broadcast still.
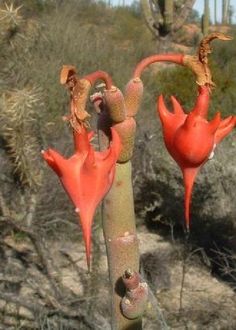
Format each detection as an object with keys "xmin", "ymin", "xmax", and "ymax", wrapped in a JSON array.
[
  {"xmin": 214, "ymin": 0, "xmax": 217, "ymax": 24},
  {"xmin": 222, "ymin": 0, "xmax": 229, "ymax": 24},
  {"xmin": 202, "ymin": 0, "xmax": 210, "ymax": 36},
  {"xmin": 162, "ymin": 0, "xmax": 174, "ymax": 35},
  {"xmin": 141, "ymin": 0, "xmax": 196, "ymax": 50}
]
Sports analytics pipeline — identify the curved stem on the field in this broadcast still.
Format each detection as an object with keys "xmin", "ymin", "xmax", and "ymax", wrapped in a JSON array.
[
  {"xmin": 83, "ymin": 70, "xmax": 113, "ymax": 90},
  {"xmin": 133, "ymin": 54, "xmax": 184, "ymax": 78}
]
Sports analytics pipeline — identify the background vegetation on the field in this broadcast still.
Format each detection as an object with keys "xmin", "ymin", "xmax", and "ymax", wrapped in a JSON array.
[{"xmin": 0, "ymin": 0, "xmax": 236, "ymax": 329}]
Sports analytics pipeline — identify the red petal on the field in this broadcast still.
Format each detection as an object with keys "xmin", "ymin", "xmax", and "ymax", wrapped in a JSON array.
[
  {"xmin": 183, "ymin": 167, "xmax": 199, "ymax": 231},
  {"xmin": 215, "ymin": 116, "xmax": 235, "ymax": 144},
  {"xmin": 170, "ymin": 96, "xmax": 184, "ymax": 115},
  {"xmin": 42, "ymin": 149, "xmax": 65, "ymax": 176},
  {"xmin": 208, "ymin": 112, "xmax": 221, "ymax": 134},
  {"xmin": 157, "ymin": 95, "xmax": 173, "ymax": 125}
]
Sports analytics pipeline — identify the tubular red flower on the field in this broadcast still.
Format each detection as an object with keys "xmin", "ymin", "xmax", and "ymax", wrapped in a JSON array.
[
  {"xmin": 42, "ymin": 126, "xmax": 121, "ymax": 269},
  {"xmin": 157, "ymin": 86, "xmax": 235, "ymax": 230}
]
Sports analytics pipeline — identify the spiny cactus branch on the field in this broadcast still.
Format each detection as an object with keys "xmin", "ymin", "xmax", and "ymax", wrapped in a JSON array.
[
  {"xmin": 0, "ymin": 2, "xmax": 23, "ymax": 28},
  {"xmin": 172, "ymin": 0, "xmax": 196, "ymax": 32},
  {"xmin": 0, "ymin": 87, "xmax": 43, "ymax": 189},
  {"xmin": 140, "ymin": 0, "xmax": 159, "ymax": 38},
  {"xmin": 141, "ymin": 0, "xmax": 196, "ymax": 40}
]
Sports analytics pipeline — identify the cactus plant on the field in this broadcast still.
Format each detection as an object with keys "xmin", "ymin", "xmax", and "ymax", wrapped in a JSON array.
[
  {"xmin": 214, "ymin": 0, "xmax": 217, "ymax": 24},
  {"xmin": 43, "ymin": 32, "xmax": 235, "ymax": 329},
  {"xmin": 0, "ymin": 87, "xmax": 43, "ymax": 189},
  {"xmin": 141, "ymin": 0, "xmax": 196, "ymax": 50},
  {"xmin": 222, "ymin": 0, "xmax": 229, "ymax": 24},
  {"xmin": 202, "ymin": 0, "xmax": 210, "ymax": 36}
]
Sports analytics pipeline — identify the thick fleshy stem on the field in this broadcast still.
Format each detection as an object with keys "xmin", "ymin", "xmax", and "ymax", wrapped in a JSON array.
[
  {"xmin": 102, "ymin": 162, "xmax": 141, "ymax": 330},
  {"xmin": 133, "ymin": 54, "xmax": 184, "ymax": 78},
  {"xmin": 92, "ymin": 81, "xmax": 143, "ymax": 328}
]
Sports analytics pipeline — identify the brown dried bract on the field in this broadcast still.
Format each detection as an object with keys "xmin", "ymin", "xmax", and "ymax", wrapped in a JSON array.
[
  {"xmin": 60, "ymin": 66, "xmax": 91, "ymax": 128},
  {"xmin": 60, "ymin": 65, "xmax": 77, "ymax": 86},
  {"xmin": 183, "ymin": 32, "xmax": 233, "ymax": 89}
]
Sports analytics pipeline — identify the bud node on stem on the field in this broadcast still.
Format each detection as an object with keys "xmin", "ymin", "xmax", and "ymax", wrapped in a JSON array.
[{"xmin": 121, "ymin": 270, "xmax": 149, "ymax": 320}]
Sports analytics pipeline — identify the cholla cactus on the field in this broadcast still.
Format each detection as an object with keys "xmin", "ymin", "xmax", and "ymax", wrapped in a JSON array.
[
  {"xmin": 0, "ymin": 86, "xmax": 44, "ymax": 188},
  {"xmin": 141, "ymin": 0, "xmax": 196, "ymax": 49},
  {"xmin": 0, "ymin": 2, "xmax": 23, "ymax": 44},
  {"xmin": 0, "ymin": 2, "xmax": 41, "ymax": 51},
  {"xmin": 0, "ymin": 2, "xmax": 23, "ymax": 30}
]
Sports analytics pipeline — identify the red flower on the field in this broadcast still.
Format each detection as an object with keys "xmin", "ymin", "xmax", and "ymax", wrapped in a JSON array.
[
  {"xmin": 42, "ymin": 126, "xmax": 121, "ymax": 268},
  {"xmin": 157, "ymin": 86, "xmax": 235, "ymax": 230}
]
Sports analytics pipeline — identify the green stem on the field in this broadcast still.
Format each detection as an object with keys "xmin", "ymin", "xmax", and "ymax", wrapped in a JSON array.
[
  {"xmin": 163, "ymin": 0, "xmax": 174, "ymax": 34},
  {"xmin": 102, "ymin": 162, "xmax": 141, "ymax": 330}
]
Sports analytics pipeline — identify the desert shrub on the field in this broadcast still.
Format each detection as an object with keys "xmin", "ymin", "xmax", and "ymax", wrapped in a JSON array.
[{"xmin": 0, "ymin": 0, "xmax": 154, "ymax": 127}]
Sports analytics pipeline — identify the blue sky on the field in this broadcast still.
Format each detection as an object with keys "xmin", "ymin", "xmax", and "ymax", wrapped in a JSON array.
[
  {"xmin": 193, "ymin": 0, "xmax": 236, "ymax": 23},
  {"xmin": 112, "ymin": 0, "xmax": 236, "ymax": 23}
]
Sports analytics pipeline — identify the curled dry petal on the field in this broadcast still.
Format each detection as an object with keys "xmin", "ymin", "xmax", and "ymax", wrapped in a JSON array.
[
  {"xmin": 198, "ymin": 33, "xmax": 233, "ymax": 64},
  {"xmin": 183, "ymin": 33, "xmax": 232, "ymax": 89},
  {"xmin": 42, "ymin": 126, "xmax": 121, "ymax": 269},
  {"xmin": 60, "ymin": 65, "xmax": 77, "ymax": 85}
]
